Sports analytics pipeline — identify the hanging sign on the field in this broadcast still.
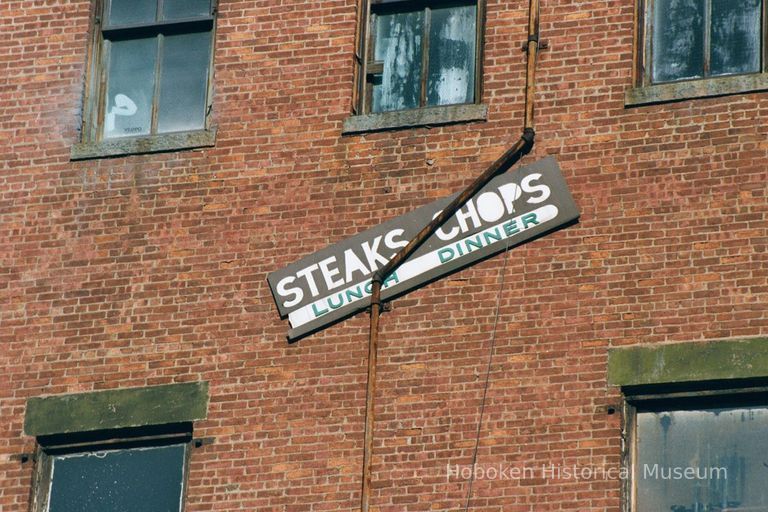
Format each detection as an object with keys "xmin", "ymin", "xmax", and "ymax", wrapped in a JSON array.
[{"xmin": 268, "ymin": 156, "xmax": 579, "ymax": 341}]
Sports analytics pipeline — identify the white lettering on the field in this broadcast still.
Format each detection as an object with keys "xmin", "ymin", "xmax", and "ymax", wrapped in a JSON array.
[
  {"xmin": 498, "ymin": 182, "xmax": 522, "ymax": 213},
  {"xmin": 296, "ymin": 263, "xmax": 321, "ymax": 297},
  {"xmin": 362, "ymin": 236, "xmax": 389, "ymax": 271},
  {"xmin": 318, "ymin": 256, "xmax": 344, "ymax": 290},
  {"xmin": 343, "ymin": 248, "xmax": 369, "ymax": 282},
  {"xmin": 521, "ymin": 173, "xmax": 550, "ymax": 204},
  {"xmin": 276, "ymin": 276, "xmax": 303, "ymax": 308},
  {"xmin": 384, "ymin": 228, "xmax": 408, "ymax": 251},
  {"xmin": 476, "ymin": 191, "xmax": 505, "ymax": 223},
  {"xmin": 455, "ymin": 201, "xmax": 482, "ymax": 233},
  {"xmin": 433, "ymin": 210, "xmax": 460, "ymax": 241}
]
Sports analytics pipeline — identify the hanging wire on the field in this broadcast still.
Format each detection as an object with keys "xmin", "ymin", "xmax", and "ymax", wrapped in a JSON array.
[{"xmin": 463, "ymin": 240, "xmax": 512, "ymax": 511}]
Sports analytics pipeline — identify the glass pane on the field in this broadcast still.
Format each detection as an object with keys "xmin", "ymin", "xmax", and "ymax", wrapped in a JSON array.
[
  {"xmin": 711, "ymin": 0, "xmax": 761, "ymax": 76},
  {"xmin": 162, "ymin": 0, "xmax": 211, "ymax": 20},
  {"xmin": 651, "ymin": 0, "xmax": 705, "ymax": 83},
  {"xmin": 372, "ymin": 10, "xmax": 424, "ymax": 113},
  {"xmin": 48, "ymin": 444, "xmax": 186, "ymax": 512},
  {"xmin": 427, "ymin": 4, "xmax": 477, "ymax": 106},
  {"xmin": 636, "ymin": 406, "xmax": 768, "ymax": 512},
  {"xmin": 108, "ymin": 0, "xmax": 157, "ymax": 26},
  {"xmin": 157, "ymin": 32, "xmax": 212, "ymax": 134},
  {"xmin": 104, "ymin": 38, "xmax": 158, "ymax": 139}
]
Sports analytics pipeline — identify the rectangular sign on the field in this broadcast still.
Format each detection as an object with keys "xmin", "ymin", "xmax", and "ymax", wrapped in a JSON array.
[{"xmin": 268, "ymin": 156, "xmax": 579, "ymax": 341}]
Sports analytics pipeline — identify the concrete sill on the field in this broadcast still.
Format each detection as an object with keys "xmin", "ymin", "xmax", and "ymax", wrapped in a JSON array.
[
  {"xmin": 71, "ymin": 129, "xmax": 216, "ymax": 160},
  {"xmin": 342, "ymin": 104, "xmax": 487, "ymax": 134},
  {"xmin": 626, "ymin": 74, "xmax": 768, "ymax": 107}
]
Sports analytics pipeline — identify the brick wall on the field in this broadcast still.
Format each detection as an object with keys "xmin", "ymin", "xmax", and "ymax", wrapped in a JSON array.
[{"xmin": 1, "ymin": 0, "xmax": 766, "ymax": 510}]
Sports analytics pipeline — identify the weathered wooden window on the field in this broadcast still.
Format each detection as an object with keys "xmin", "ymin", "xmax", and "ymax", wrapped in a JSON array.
[
  {"xmin": 82, "ymin": 0, "xmax": 215, "ymax": 142},
  {"xmin": 624, "ymin": 389, "xmax": 768, "ymax": 512},
  {"xmin": 31, "ymin": 425, "xmax": 193, "ymax": 512},
  {"xmin": 640, "ymin": 0, "xmax": 766, "ymax": 85},
  {"xmin": 354, "ymin": 0, "xmax": 483, "ymax": 115}
]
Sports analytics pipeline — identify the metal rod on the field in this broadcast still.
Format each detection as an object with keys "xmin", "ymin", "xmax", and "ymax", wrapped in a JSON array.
[{"xmin": 360, "ymin": 0, "xmax": 540, "ymax": 509}]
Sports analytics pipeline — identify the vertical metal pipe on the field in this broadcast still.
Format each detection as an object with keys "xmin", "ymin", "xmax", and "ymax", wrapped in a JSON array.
[
  {"xmin": 360, "ymin": 0, "xmax": 541, "ymax": 509},
  {"xmin": 525, "ymin": 0, "xmax": 540, "ymax": 131},
  {"xmin": 361, "ymin": 280, "xmax": 381, "ymax": 512}
]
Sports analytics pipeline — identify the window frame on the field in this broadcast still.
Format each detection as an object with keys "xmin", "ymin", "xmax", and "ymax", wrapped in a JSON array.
[
  {"xmin": 345, "ymin": 0, "xmax": 488, "ymax": 133},
  {"xmin": 72, "ymin": 0, "xmax": 218, "ymax": 159},
  {"xmin": 621, "ymin": 384, "xmax": 768, "ymax": 512},
  {"xmin": 30, "ymin": 424, "xmax": 194, "ymax": 512},
  {"xmin": 635, "ymin": 0, "xmax": 768, "ymax": 87}
]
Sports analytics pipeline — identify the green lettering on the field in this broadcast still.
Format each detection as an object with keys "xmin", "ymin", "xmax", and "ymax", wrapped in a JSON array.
[
  {"xmin": 346, "ymin": 286, "xmax": 364, "ymax": 301},
  {"xmin": 312, "ymin": 303, "xmax": 329, "ymax": 317},
  {"xmin": 503, "ymin": 220, "xmax": 520, "ymax": 236},
  {"xmin": 328, "ymin": 293, "xmax": 344, "ymax": 310},
  {"xmin": 465, "ymin": 235, "xmax": 483, "ymax": 252},
  {"xmin": 439, "ymin": 247, "xmax": 455, "ymax": 263},
  {"xmin": 483, "ymin": 228, "xmax": 502, "ymax": 245},
  {"xmin": 522, "ymin": 213, "xmax": 539, "ymax": 228}
]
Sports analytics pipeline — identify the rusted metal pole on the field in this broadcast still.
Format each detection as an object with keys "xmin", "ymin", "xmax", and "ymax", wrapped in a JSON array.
[
  {"xmin": 360, "ymin": 1, "xmax": 540, "ymax": 510},
  {"xmin": 525, "ymin": 0, "xmax": 540, "ymax": 130}
]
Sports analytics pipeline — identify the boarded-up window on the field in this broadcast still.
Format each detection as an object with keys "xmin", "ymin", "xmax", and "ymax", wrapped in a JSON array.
[
  {"xmin": 356, "ymin": 0, "xmax": 481, "ymax": 114},
  {"xmin": 47, "ymin": 445, "xmax": 187, "ymax": 512},
  {"xmin": 646, "ymin": 0, "xmax": 763, "ymax": 84},
  {"xmin": 627, "ymin": 391, "xmax": 768, "ymax": 512}
]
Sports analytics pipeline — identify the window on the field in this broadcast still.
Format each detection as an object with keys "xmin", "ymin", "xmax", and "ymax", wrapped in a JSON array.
[
  {"xmin": 33, "ymin": 426, "xmax": 192, "ymax": 512},
  {"xmin": 628, "ymin": 0, "xmax": 768, "ymax": 104},
  {"xmin": 24, "ymin": 383, "xmax": 210, "ymax": 512},
  {"xmin": 345, "ymin": 0, "xmax": 487, "ymax": 132},
  {"xmin": 644, "ymin": 0, "xmax": 763, "ymax": 84},
  {"xmin": 73, "ymin": 0, "xmax": 216, "ymax": 158},
  {"xmin": 625, "ymin": 390, "xmax": 768, "ymax": 512}
]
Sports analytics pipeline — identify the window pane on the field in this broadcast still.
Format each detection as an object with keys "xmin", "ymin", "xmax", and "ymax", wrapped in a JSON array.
[
  {"xmin": 372, "ymin": 11, "xmax": 424, "ymax": 113},
  {"xmin": 104, "ymin": 38, "xmax": 158, "ymax": 139},
  {"xmin": 651, "ymin": 0, "xmax": 705, "ymax": 83},
  {"xmin": 107, "ymin": 0, "xmax": 157, "ymax": 26},
  {"xmin": 636, "ymin": 407, "xmax": 768, "ymax": 512},
  {"xmin": 48, "ymin": 444, "xmax": 186, "ymax": 512},
  {"xmin": 427, "ymin": 4, "xmax": 477, "ymax": 107},
  {"xmin": 711, "ymin": 0, "xmax": 761, "ymax": 76},
  {"xmin": 158, "ymin": 32, "xmax": 212, "ymax": 134},
  {"xmin": 162, "ymin": 0, "xmax": 211, "ymax": 20}
]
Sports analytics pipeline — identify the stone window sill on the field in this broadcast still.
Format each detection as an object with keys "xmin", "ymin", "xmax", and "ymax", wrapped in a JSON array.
[
  {"xmin": 625, "ymin": 73, "xmax": 768, "ymax": 107},
  {"xmin": 342, "ymin": 103, "xmax": 487, "ymax": 134},
  {"xmin": 71, "ymin": 129, "xmax": 216, "ymax": 160}
]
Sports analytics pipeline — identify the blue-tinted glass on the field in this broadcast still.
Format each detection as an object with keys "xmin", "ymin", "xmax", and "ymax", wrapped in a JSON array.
[
  {"xmin": 711, "ymin": 0, "xmax": 761, "ymax": 76},
  {"xmin": 652, "ymin": 0, "xmax": 705, "ymax": 83},
  {"xmin": 637, "ymin": 407, "xmax": 768, "ymax": 512},
  {"xmin": 104, "ymin": 38, "xmax": 158, "ymax": 139},
  {"xmin": 162, "ymin": 0, "xmax": 211, "ymax": 20},
  {"xmin": 48, "ymin": 444, "xmax": 186, "ymax": 512},
  {"xmin": 427, "ymin": 5, "xmax": 477, "ymax": 106},
  {"xmin": 372, "ymin": 11, "xmax": 424, "ymax": 113},
  {"xmin": 158, "ymin": 32, "xmax": 212, "ymax": 133},
  {"xmin": 108, "ymin": 0, "xmax": 157, "ymax": 26}
]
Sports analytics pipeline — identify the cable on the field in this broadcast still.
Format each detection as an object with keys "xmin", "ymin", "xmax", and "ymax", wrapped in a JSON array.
[{"xmin": 463, "ymin": 240, "xmax": 512, "ymax": 511}]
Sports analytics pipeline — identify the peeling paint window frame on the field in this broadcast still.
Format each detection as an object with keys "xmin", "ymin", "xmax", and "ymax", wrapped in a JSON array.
[
  {"xmin": 627, "ymin": 0, "xmax": 768, "ymax": 105},
  {"xmin": 621, "ymin": 385, "xmax": 768, "ymax": 512},
  {"xmin": 352, "ymin": 0, "xmax": 485, "ymax": 116},
  {"xmin": 73, "ymin": 0, "xmax": 218, "ymax": 159},
  {"xmin": 30, "ymin": 424, "xmax": 194, "ymax": 512}
]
